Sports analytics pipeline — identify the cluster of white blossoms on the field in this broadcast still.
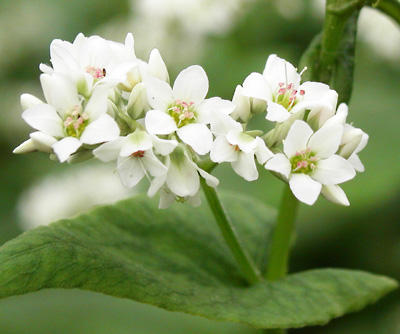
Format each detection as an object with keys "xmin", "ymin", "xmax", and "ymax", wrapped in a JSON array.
[{"xmin": 14, "ymin": 33, "xmax": 368, "ymax": 207}]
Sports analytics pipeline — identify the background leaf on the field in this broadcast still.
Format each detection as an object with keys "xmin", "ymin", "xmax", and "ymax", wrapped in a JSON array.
[{"xmin": 0, "ymin": 193, "xmax": 396, "ymax": 329}]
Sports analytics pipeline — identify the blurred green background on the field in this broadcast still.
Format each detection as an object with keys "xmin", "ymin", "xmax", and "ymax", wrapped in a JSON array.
[{"xmin": 0, "ymin": 0, "xmax": 399, "ymax": 333}]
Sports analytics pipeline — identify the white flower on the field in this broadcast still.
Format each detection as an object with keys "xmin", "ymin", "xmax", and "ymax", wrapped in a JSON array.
[
  {"xmin": 242, "ymin": 54, "xmax": 338, "ymax": 123},
  {"xmin": 93, "ymin": 129, "xmax": 176, "ymax": 188},
  {"xmin": 144, "ymin": 65, "xmax": 234, "ymax": 155},
  {"xmin": 19, "ymin": 73, "xmax": 120, "ymax": 162},
  {"xmin": 42, "ymin": 33, "xmax": 140, "ymax": 95},
  {"xmin": 17, "ymin": 164, "xmax": 132, "ymax": 230},
  {"xmin": 210, "ymin": 114, "xmax": 273, "ymax": 181},
  {"xmin": 148, "ymin": 146, "xmax": 219, "ymax": 208},
  {"xmin": 265, "ymin": 120, "xmax": 356, "ymax": 205},
  {"xmin": 323, "ymin": 103, "xmax": 369, "ymax": 173},
  {"xmin": 340, "ymin": 124, "xmax": 368, "ymax": 173}
]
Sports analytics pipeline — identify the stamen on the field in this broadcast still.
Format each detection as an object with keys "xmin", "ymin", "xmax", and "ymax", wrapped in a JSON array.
[{"xmin": 131, "ymin": 150, "xmax": 145, "ymax": 158}]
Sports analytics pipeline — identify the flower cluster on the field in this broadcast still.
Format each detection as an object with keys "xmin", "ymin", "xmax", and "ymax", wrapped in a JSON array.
[{"xmin": 14, "ymin": 33, "xmax": 368, "ymax": 207}]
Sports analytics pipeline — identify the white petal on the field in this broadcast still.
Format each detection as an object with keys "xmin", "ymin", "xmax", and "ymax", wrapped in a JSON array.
[
  {"xmin": 147, "ymin": 174, "xmax": 167, "ymax": 197},
  {"xmin": 49, "ymin": 38, "xmax": 79, "ymax": 73},
  {"xmin": 255, "ymin": 137, "xmax": 274, "ymax": 164},
  {"xmin": 84, "ymin": 85, "xmax": 109, "ymax": 120},
  {"xmin": 265, "ymin": 153, "xmax": 291, "ymax": 179},
  {"xmin": 117, "ymin": 156, "xmax": 145, "ymax": 188},
  {"xmin": 355, "ymin": 131, "xmax": 369, "ymax": 154},
  {"xmin": 167, "ymin": 156, "xmax": 199, "ymax": 197},
  {"xmin": 308, "ymin": 123, "xmax": 343, "ymax": 159},
  {"xmin": 312, "ymin": 155, "xmax": 356, "ymax": 185},
  {"xmin": 187, "ymin": 192, "xmax": 202, "ymax": 207},
  {"xmin": 321, "ymin": 185, "xmax": 350, "ymax": 206},
  {"xmin": 52, "ymin": 137, "xmax": 82, "ymax": 162},
  {"xmin": 145, "ymin": 76, "xmax": 174, "ymax": 110},
  {"xmin": 177, "ymin": 123, "xmax": 212, "ymax": 155},
  {"xmin": 148, "ymin": 48, "xmax": 169, "ymax": 82},
  {"xmin": 289, "ymin": 173, "xmax": 322, "ymax": 205},
  {"xmin": 283, "ymin": 120, "xmax": 313, "ymax": 158},
  {"xmin": 30, "ymin": 131, "xmax": 57, "ymax": 153},
  {"xmin": 320, "ymin": 102, "xmax": 348, "ymax": 130},
  {"xmin": 142, "ymin": 150, "xmax": 168, "ymax": 177},
  {"xmin": 300, "ymin": 82, "xmax": 338, "ymax": 110},
  {"xmin": 210, "ymin": 112, "xmax": 242, "ymax": 136},
  {"xmin": 196, "ymin": 166, "xmax": 219, "ymax": 187},
  {"xmin": 266, "ymin": 102, "xmax": 291, "ymax": 122},
  {"xmin": 226, "ymin": 130, "xmax": 257, "ymax": 153},
  {"xmin": 124, "ymin": 33, "xmax": 135, "ymax": 57},
  {"xmin": 197, "ymin": 97, "xmax": 235, "ymax": 124},
  {"xmin": 39, "ymin": 63, "xmax": 54, "ymax": 74},
  {"xmin": 263, "ymin": 54, "xmax": 301, "ymax": 90},
  {"xmin": 93, "ymin": 137, "xmax": 124, "ymax": 162},
  {"xmin": 20, "ymin": 94, "xmax": 44, "ymax": 111},
  {"xmin": 145, "ymin": 109, "xmax": 177, "ymax": 135},
  {"xmin": 231, "ymin": 152, "xmax": 258, "ymax": 181},
  {"xmin": 151, "ymin": 135, "xmax": 178, "ymax": 155},
  {"xmin": 348, "ymin": 154, "xmax": 365, "ymax": 172},
  {"xmin": 22, "ymin": 104, "xmax": 64, "ymax": 138},
  {"xmin": 242, "ymin": 72, "xmax": 272, "ymax": 101},
  {"xmin": 158, "ymin": 189, "xmax": 175, "ymax": 209},
  {"xmin": 210, "ymin": 136, "xmax": 238, "ymax": 163},
  {"xmin": 120, "ymin": 130, "xmax": 152, "ymax": 157},
  {"xmin": 339, "ymin": 127, "xmax": 363, "ymax": 159},
  {"xmin": 230, "ymin": 85, "xmax": 251, "ymax": 122},
  {"xmin": 173, "ymin": 65, "xmax": 209, "ymax": 104},
  {"xmin": 13, "ymin": 139, "xmax": 35, "ymax": 154},
  {"xmin": 80, "ymin": 114, "xmax": 120, "ymax": 145},
  {"xmin": 40, "ymin": 73, "xmax": 79, "ymax": 114}
]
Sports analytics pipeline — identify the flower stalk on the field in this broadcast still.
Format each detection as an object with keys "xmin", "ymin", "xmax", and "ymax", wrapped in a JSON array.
[
  {"xmin": 201, "ymin": 179, "xmax": 263, "ymax": 285},
  {"xmin": 265, "ymin": 185, "xmax": 299, "ymax": 281}
]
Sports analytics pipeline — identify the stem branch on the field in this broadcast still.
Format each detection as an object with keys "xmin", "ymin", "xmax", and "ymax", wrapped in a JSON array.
[{"xmin": 201, "ymin": 180, "xmax": 262, "ymax": 285}]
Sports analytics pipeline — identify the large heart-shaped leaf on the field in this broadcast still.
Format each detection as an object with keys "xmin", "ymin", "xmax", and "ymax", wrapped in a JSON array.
[{"xmin": 0, "ymin": 193, "xmax": 396, "ymax": 329}]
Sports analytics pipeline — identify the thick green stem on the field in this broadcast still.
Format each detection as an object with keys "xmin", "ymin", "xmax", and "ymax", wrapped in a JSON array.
[
  {"xmin": 201, "ymin": 180, "xmax": 262, "ymax": 285},
  {"xmin": 265, "ymin": 185, "xmax": 299, "ymax": 281}
]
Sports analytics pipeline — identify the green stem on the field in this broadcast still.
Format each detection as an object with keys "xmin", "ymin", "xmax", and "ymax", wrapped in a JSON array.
[
  {"xmin": 265, "ymin": 185, "xmax": 299, "ymax": 281},
  {"xmin": 200, "ymin": 179, "xmax": 262, "ymax": 285}
]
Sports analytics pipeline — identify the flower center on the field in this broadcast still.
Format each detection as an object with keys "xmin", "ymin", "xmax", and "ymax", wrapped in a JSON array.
[
  {"xmin": 230, "ymin": 144, "xmax": 240, "ymax": 152},
  {"xmin": 167, "ymin": 99, "xmax": 197, "ymax": 128},
  {"xmin": 273, "ymin": 82, "xmax": 304, "ymax": 111},
  {"xmin": 131, "ymin": 150, "xmax": 145, "ymax": 158},
  {"xmin": 86, "ymin": 66, "xmax": 106, "ymax": 80},
  {"xmin": 290, "ymin": 148, "xmax": 318, "ymax": 174},
  {"xmin": 63, "ymin": 105, "xmax": 89, "ymax": 138}
]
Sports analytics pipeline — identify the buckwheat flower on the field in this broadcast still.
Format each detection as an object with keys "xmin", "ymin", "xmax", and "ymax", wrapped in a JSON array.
[
  {"xmin": 148, "ymin": 146, "xmax": 219, "ymax": 207},
  {"xmin": 323, "ymin": 103, "xmax": 369, "ymax": 173},
  {"xmin": 18, "ymin": 73, "xmax": 119, "ymax": 162},
  {"xmin": 265, "ymin": 120, "xmax": 356, "ymax": 205},
  {"xmin": 210, "ymin": 114, "xmax": 273, "ymax": 181},
  {"xmin": 42, "ymin": 33, "xmax": 140, "ymax": 95},
  {"xmin": 242, "ymin": 54, "xmax": 337, "ymax": 123},
  {"xmin": 93, "ymin": 129, "xmax": 176, "ymax": 188},
  {"xmin": 144, "ymin": 65, "xmax": 234, "ymax": 155},
  {"xmin": 340, "ymin": 124, "xmax": 368, "ymax": 172}
]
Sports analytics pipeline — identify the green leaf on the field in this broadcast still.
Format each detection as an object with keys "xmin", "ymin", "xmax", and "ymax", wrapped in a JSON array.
[{"xmin": 0, "ymin": 193, "xmax": 396, "ymax": 329}]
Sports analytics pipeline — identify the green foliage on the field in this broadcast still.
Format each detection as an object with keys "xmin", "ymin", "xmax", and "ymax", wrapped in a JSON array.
[{"xmin": 0, "ymin": 194, "xmax": 396, "ymax": 329}]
